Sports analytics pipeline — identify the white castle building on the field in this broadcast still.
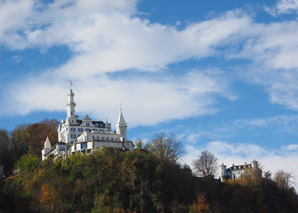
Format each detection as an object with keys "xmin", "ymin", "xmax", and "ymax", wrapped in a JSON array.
[
  {"xmin": 42, "ymin": 89, "xmax": 134, "ymax": 161},
  {"xmin": 220, "ymin": 160, "xmax": 262, "ymax": 182}
]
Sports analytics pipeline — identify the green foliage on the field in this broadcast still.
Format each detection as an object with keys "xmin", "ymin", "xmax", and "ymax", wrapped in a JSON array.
[
  {"xmin": 1, "ymin": 146, "xmax": 297, "ymax": 212},
  {"xmin": 2, "ymin": 148, "xmax": 197, "ymax": 212},
  {"xmin": 0, "ymin": 119, "xmax": 59, "ymax": 175},
  {"xmin": 0, "ymin": 129, "xmax": 12, "ymax": 172}
]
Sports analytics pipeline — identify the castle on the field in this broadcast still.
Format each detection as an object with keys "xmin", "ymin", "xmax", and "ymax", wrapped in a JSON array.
[
  {"xmin": 41, "ymin": 89, "xmax": 134, "ymax": 160},
  {"xmin": 220, "ymin": 160, "xmax": 262, "ymax": 182}
]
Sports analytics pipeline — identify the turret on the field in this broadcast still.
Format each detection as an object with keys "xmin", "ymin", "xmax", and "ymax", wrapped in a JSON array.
[
  {"xmin": 251, "ymin": 159, "xmax": 258, "ymax": 169},
  {"xmin": 41, "ymin": 137, "xmax": 51, "ymax": 161},
  {"xmin": 116, "ymin": 107, "xmax": 127, "ymax": 141},
  {"xmin": 220, "ymin": 163, "xmax": 227, "ymax": 182},
  {"xmin": 66, "ymin": 89, "xmax": 76, "ymax": 118}
]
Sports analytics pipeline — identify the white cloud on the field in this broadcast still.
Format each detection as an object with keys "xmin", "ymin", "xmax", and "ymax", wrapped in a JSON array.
[
  {"xmin": 0, "ymin": 0, "xmax": 34, "ymax": 49},
  {"xmin": 186, "ymin": 134, "xmax": 201, "ymax": 144},
  {"xmin": 282, "ymin": 144, "xmax": 298, "ymax": 151},
  {"xmin": 11, "ymin": 55, "xmax": 23, "ymax": 63},
  {"xmin": 246, "ymin": 68, "xmax": 298, "ymax": 110},
  {"xmin": 1, "ymin": 70, "xmax": 233, "ymax": 127},
  {"xmin": 0, "ymin": 1, "xmax": 251, "ymax": 127},
  {"xmin": 234, "ymin": 115, "xmax": 298, "ymax": 133},
  {"xmin": 0, "ymin": 0, "xmax": 298, "ymax": 127},
  {"xmin": 265, "ymin": 0, "xmax": 298, "ymax": 16},
  {"xmin": 234, "ymin": 21, "xmax": 298, "ymax": 70},
  {"xmin": 178, "ymin": 115, "xmax": 298, "ymax": 144}
]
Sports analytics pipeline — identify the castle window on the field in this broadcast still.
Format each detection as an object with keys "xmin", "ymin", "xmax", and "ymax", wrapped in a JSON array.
[
  {"xmin": 71, "ymin": 134, "xmax": 76, "ymax": 139},
  {"xmin": 111, "ymin": 137, "xmax": 114, "ymax": 141},
  {"xmin": 71, "ymin": 128, "xmax": 76, "ymax": 132},
  {"xmin": 86, "ymin": 123, "xmax": 90, "ymax": 127},
  {"xmin": 97, "ymin": 137, "xmax": 99, "ymax": 140},
  {"xmin": 101, "ymin": 137, "xmax": 105, "ymax": 140},
  {"xmin": 59, "ymin": 147, "xmax": 65, "ymax": 152},
  {"xmin": 78, "ymin": 128, "xmax": 83, "ymax": 132},
  {"xmin": 81, "ymin": 142, "xmax": 87, "ymax": 150},
  {"xmin": 106, "ymin": 137, "xmax": 109, "ymax": 141}
]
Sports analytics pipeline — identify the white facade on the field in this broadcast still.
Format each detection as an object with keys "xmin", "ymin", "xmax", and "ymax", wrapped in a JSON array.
[
  {"xmin": 220, "ymin": 160, "xmax": 261, "ymax": 182},
  {"xmin": 42, "ymin": 89, "xmax": 134, "ymax": 160}
]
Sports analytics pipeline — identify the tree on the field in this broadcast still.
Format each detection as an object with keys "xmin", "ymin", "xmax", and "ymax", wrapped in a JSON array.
[
  {"xmin": 145, "ymin": 133, "xmax": 185, "ymax": 163},
  {"xmin": 0, "ymin": 129, "xmax": 13, "ymax": 172},
  {"xmin": 240, "ymin": 165, "xmax": 262, "ymax": 186},
  {"xmin": 273, "ymin": 170, "xmax": 294, "ymax": 190},
  {"xmin": 25, "ymin": 119, "xmax": 59, "ymax": 156},
  {"xmin": 189, "ymin": 193, "xmax": 210, "ymax": 213},
  {"xmin": 10, "ymin": 124, "xmax": 29, "ymax": 164},
  {"xmin": 192, "ymin": 150, "xmax": 218, "ymax": 177}
]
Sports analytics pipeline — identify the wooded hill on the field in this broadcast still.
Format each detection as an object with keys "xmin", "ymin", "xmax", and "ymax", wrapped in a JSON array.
[
  {"xmin": 0, "ymin": 120, "xmax": 297, "ymax": 212},
  {"xmin": 1, "ymin": 147, "xmax": 298, "ymax": 212}
]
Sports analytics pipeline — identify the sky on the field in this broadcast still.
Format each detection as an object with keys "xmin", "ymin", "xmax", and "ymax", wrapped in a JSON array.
[{"xmin": 0, "ymin": 0, "xmax": 298, "ymax": 187}]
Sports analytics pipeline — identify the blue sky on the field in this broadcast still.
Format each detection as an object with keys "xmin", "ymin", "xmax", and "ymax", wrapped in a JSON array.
[{"xmin": 1, "ymin": 0, "xmax": 298, "ymax": 185}]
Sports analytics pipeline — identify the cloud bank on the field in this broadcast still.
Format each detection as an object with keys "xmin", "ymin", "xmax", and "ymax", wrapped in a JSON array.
[{"xmin": 0, "ymin": 0, "xmax": 298, "ymax": 127}]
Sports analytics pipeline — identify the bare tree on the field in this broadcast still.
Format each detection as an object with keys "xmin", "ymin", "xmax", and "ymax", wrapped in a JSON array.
[
  {"xmin": 274, "ymin": 170, "xmax": 294, "ymax": 189},
  {"xmin": 192, "ymin": 150, "xmax": 218, "ymax": 177},
  {"xmin": 145, "ymin": 132, "xmax": 185, "ymax": 163}
]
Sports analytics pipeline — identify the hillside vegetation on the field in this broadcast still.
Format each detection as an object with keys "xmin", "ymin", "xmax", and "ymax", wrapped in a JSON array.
[{"xmin": 1, "ymin": 147, "xmax": 298, "ymax": 213}]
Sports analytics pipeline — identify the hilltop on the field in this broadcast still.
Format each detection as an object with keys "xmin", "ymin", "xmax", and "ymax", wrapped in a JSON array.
[{"xmin": 1, "ymin": 147, "xmax": 297, "ymax": 212}]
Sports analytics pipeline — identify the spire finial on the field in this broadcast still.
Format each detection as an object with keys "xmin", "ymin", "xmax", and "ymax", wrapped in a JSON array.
[{"xmin": 120, "ymin": 104, "xmax": 122, "ymax": 111}]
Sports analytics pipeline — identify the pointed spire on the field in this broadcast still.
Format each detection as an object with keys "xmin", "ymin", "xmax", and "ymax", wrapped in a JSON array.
[
  {"xmin": 44, "ymin": 136, "xmax": 51, "ymax": 149},
  {"xmin": 117, "ymin": 106, "xmax": 126, "ymax": 124}
]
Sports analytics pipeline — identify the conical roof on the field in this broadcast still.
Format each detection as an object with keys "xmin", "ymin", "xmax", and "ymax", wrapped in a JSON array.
[
  {"xmin": 117, "ymin": 109, "xmax": 126, "ymax": 124},
  {"xmin": 44, "ymin": 136, "xmax": 51, "ymax": 149}
]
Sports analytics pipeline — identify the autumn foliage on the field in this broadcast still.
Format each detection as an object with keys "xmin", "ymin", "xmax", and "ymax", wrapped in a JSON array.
[
  {"xmin": 0, "ymin": 121, "xmax": 297, "ymax": 212},
  {"xmin": 1, "ymin": 147, "xmax": 297, "ymax": 213}
]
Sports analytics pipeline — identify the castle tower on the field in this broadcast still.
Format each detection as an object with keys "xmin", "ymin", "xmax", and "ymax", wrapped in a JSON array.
[
  {"xmin": 41, "ymin": 137, "xmax": 51, "ymax": 161},
  {"xmin": 116, "ymin": 107, "xmax": 127, "ymax": 141},
  {"xmin": 220, "ymin": 163, "xmax": 227, "ymax": 182},
  {"xmin": 66, "ymin": 89, "xmax": 76, "ymax": 119},
  {"xmin": 251, "ymin": 159, "xmax": 258, "ymax": 169}
]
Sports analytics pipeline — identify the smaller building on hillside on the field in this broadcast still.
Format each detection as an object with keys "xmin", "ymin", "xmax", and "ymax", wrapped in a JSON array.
[{"xmin": 220, "ymin": 160, "xmax": 262, "ymax": 182}]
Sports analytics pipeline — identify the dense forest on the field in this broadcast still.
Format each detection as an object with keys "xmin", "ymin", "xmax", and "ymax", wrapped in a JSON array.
[{"xmin": 0, "ymin": 120, "xmax": 297, "ymax": 212}]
